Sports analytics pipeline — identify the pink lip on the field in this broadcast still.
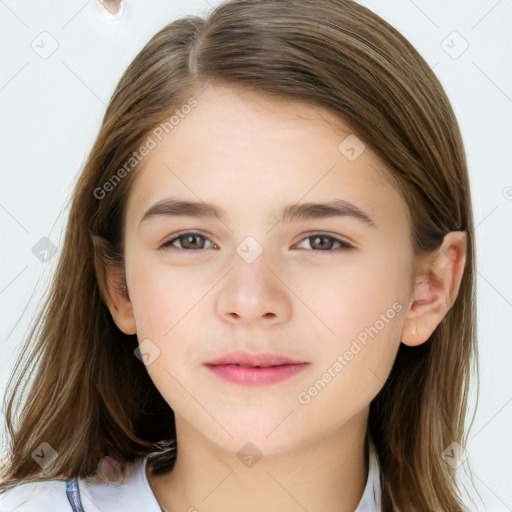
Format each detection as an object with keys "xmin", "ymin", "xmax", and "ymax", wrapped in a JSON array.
[{"xmin": 204, "ymin": 351, "xmax": 310, "ymax": 386}]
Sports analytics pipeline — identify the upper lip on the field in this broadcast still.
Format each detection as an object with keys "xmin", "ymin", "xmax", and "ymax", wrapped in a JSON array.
[{"xmin": 205, "ymin": 351, "xmax": 307, "ymax": 368}]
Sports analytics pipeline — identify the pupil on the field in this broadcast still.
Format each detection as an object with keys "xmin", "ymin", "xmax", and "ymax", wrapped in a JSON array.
[
  {"xmin": 185, "ymin": 235, "xmax": 202, "ymax": 249},
  {"xmin": 313, "ymin": 235, "xmax": 329, "ymax": 249}
]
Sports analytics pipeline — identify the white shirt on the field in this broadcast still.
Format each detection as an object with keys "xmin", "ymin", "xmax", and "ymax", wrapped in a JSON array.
[{"xmin": 0, "ymin": 445, "xmax": 381, "ymax": 511}]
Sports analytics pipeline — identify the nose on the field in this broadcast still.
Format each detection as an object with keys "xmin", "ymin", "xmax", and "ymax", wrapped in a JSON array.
[{"xmin": 215, "ymin": 247, "xmax": 293, "ymax": 327}]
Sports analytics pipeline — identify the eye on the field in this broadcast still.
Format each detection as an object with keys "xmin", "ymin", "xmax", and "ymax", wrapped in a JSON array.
[
  {"xmin": 158, "ymin": 231, "xmax": 354, "ymax": 253},
  {"xmin": 295, "ymin": 233, "xmax": 354, "ymax": 253},
  {"xmin": 159, "ymin": 232, "xmax": 216, "ymax": 251}
]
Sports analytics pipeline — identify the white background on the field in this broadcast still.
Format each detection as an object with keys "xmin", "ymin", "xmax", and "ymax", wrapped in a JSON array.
[{"xmin": 0, "ymin": 1, "xmax": 511, "ymax": 510}]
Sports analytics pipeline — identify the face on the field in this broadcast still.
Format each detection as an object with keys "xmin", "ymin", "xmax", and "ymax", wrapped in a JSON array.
[{"xmin": 119, "ymin": 85, "xmax": 416, "ymax": 454}]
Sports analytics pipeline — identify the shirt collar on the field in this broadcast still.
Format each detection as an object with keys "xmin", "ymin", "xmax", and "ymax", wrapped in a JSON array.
[{"xmin": 354, "ymin": 439, "xmax": 381, "ymax": 511}]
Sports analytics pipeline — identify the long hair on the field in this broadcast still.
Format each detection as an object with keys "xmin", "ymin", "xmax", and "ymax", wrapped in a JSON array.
[{"xmin": 1, "ymin": 1, "xmax": 478, "ymax": 510}]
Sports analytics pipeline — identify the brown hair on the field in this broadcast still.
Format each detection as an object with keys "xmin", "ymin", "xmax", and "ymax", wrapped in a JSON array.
[{"xmin": 1, "ymin": 1, "xmax": 479, "ymax": 510}]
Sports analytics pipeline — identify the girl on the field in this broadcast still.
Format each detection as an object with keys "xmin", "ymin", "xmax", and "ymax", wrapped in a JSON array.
[{"xmin": 0, "ymin": 0, "xmax": 478, "ymax": 510}]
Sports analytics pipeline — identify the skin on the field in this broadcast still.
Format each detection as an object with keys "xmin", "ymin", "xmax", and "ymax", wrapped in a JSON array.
[{"xmin": 106, "ymin": 85, "xmax": 467, "ymax": 512}]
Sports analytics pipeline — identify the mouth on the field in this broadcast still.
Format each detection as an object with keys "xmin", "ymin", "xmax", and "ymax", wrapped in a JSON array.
[{"xmin": 204, "ymin": 351, "xmax": 310, "ymax": 386}]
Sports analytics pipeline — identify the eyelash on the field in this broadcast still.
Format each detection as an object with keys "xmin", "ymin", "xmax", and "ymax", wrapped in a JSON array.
[{"xmin": 159, "ymin": 231, "xmax": 354, "ymax": 254}]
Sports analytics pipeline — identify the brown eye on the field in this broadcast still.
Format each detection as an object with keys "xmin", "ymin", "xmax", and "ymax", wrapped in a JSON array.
[
  {"xmin": 296, "ymin": 233, "xmax": 354, "ymax": 253},
  {"xmin": 160, "ymin": 233, "xmax": 215, "ymax": 251}
]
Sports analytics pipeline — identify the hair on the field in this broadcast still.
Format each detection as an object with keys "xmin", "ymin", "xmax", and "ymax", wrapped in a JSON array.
[{"xmin": 0, "ymin": 0, "xmax": 479, "ymax": 510}]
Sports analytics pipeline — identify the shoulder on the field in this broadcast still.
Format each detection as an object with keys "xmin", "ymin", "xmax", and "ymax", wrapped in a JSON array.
[
  {"xmin": 0, "ymin": 479, "xmax": 70, "ymax": 510},
  {"xmin": 0, "ymin": 456, "xmax": 161, "ymax": 511}
]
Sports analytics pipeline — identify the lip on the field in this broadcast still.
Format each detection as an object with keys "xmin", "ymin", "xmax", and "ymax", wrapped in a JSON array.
[
  {"xmin": 205, "ymin": 351, "xmax": 306, "ymax": 367},
  {"xmin": 204, "ymin": 351, "xmax": 310, "ymax": 386}
]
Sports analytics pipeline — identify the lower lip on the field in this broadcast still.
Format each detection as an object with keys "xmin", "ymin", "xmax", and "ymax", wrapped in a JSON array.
[{"xmin": 205, "ymin": 363, "xmax": 310, "ymax": 386}]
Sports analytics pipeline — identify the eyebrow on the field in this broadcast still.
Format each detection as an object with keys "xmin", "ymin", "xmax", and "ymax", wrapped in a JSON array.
[{"xmin": 138, "ymin": 198, "xmax": 376, "ymax": 229}]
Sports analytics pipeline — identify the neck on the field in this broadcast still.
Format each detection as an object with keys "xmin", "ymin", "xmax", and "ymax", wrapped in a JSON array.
[{"xmin": 147, "ymin": 409, "xmax": 370, "ymax": 512}]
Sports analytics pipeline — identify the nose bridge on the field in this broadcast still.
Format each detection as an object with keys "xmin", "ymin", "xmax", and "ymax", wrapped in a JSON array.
[
  {"xmin": 232, "ymin": 238, "xmax": 277, "ymax": 302},
  {"xmin": 216, "ymin": 236, "xmax": 291, "ymax": 324}
]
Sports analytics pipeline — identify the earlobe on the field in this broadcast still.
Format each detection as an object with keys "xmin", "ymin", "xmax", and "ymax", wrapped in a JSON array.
[
  {"xmin": 401, "ymin": 231, "xmax": 467, "ymax": 347},
  {"xmin": 104, "ymin": 265, "xmax": 137, "ymax": 336}
]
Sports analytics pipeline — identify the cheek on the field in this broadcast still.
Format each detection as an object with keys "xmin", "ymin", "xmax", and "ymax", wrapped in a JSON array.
[
  {"xmin": 295, "ymin": 266, "xmax": 406, "ymax": 417},
  {"xmin": 300, "ymin": 253, "xmax": 409, "ymax": 398},
  {"xmin": 125, "ymin": 259, "xmax": 206, "ymax": 408},
  {"xmin": 125, "ymin": 252, "xmax": 206, "ymax": 340},
  {"xmin": 302, "ymin": 256, "xmax": 407, "ymax": 339}
]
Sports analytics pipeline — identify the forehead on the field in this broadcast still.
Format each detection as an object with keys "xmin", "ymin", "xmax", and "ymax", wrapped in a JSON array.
[{"xmin": 125, "ymin": 85, "xmax": 409, "ymax": 234}]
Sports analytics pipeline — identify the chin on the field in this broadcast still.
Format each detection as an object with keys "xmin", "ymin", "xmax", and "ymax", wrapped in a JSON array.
[{"xmin": 204, "ymin": 413, "xmax": 309, "ymax": 456}]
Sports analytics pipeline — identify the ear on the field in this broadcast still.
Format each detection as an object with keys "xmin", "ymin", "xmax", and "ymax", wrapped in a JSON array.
[
  {"xmin": 104, "ymin": 264, "xmax": 137, "ymax": 336},
  {"xmin": 92, "ymin": 234, "xmax": 137, "ymax": 336},
  {"xmin": 401, "ymin": 231, "xmax": 467, "ymax": 347}
]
